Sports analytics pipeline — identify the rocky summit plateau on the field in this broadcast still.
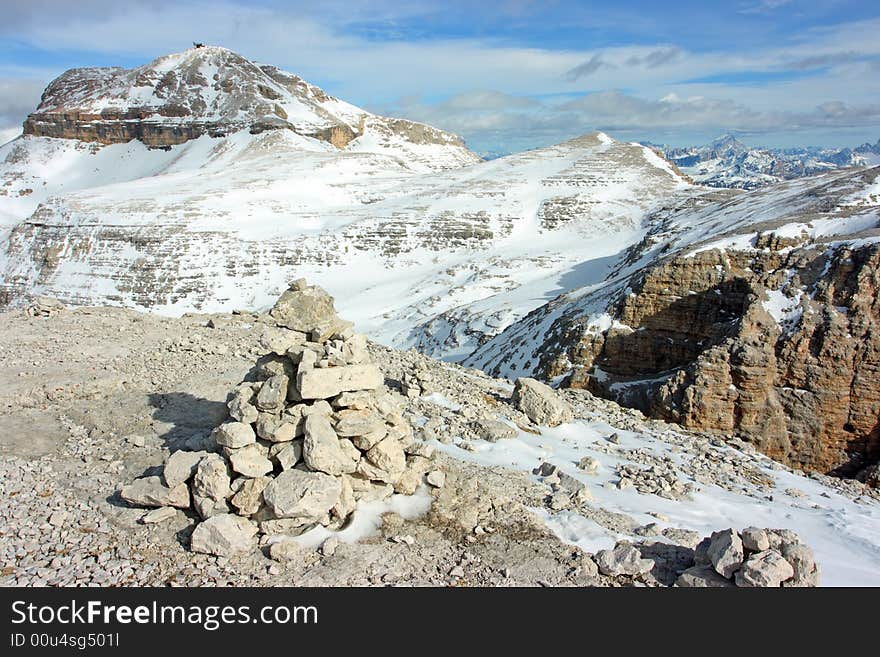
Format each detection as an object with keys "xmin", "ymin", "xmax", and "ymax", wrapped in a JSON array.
[{"xmin": 1, "ymin": 46, "xmax": 879, "ymax": 588}]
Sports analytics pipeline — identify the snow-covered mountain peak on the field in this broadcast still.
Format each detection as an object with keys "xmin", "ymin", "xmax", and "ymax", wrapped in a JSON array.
[{"xmin": 21, "ymin": 46, "xmax": 481, "ymax": 171}]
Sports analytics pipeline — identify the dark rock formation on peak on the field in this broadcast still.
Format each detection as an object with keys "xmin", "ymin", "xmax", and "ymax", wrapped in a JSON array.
[{"xmin": 21, "ymin": 46, "xmax": 468, "ymax": 152}]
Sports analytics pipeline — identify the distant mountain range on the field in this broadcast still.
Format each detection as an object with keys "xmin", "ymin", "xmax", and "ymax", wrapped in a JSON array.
[{"xmin": 650, "ymin": 134, "xmax": 880, "ymax": 189}]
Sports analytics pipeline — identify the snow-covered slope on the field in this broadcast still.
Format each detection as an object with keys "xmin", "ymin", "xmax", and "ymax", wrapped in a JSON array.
[
  {"xmin": 467, "ymin": 165, "xmax": 880, "ymax": 379},
  {"xmin": 661, "ymin": 134, "xmax": 878, "ymax": 190},
  {"xmin": 1, "ymin": 127, "xmax": 696, "ymax": 363}
]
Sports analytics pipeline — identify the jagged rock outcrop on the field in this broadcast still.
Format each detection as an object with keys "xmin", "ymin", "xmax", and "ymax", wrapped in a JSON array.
[{"xmin": 544, "ymin": 242, "xmax": 880, "ymax": 474}]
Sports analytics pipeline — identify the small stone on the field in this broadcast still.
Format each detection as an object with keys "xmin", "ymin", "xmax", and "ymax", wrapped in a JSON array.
[
  {"xmin": 333, "ymin": 391, "xmax": 375, "ymax": 410},
  {"xmin": 366, "ymin": 437, "xmax": 407, "ymax": 476},
  {"xmin": 260, "ymin": 327, "xmax": 306, "ymax": 356},
  {"xmin": 256, "ymin": 374, "xmax": 289, "ymax": 412},
  {"xmin": 262, "ymin": 469, "xmax": 342, "ymax": 521},
  {"xmin": 321, "ymin": 537, "xmax": 339, "ymax": 556},
  {"xmin": 301, "ymin": 400, "xmax": 333, "ymax": 417},
  {"xmin": 190, "ymin": 514, "xmax": 258, "ymax": 557},
  {"xmin": 511, "ymin": 377, "xmax": 573, "ymax": 427},
  {"xmin": 126, "ymin": 434, "xmax": 147, "ymax": 448},
  {"xmin": 163, "ymin": 450, "xmax": 208, "ymax": 487},
  {"xmin": 594, "ymin": 543, "xmax": 654, "ymax": 577},
  {"xmin": 735, "ymin": 550, "xmax": 795, "ymax": 587},
  {"xmin": 213, "ymin": 422, "xmax": 256, "ymax": 449},
  {"xmin": 549, "ymin": 491, "xmax": 570, "ymax": 510},
  {"xmin": 335, "ymin": 409, "xmax": 385, "ymax": 437},
  {"xmin": 633, "ymin": 523, "xmax": 661, "ymax": 537},
  {"xmin": 741, "ymin": 526, "xmax": 771, "ymax": 552},
  {"xmin": 781, "ymin": 543, "xmax": 820, "ymax": 587},
  {"xmin": 303, "ymin": 414, "xmax": 357, "ymax": 476},
  {"xmin": 121, "ymin": 476, "xmax": 190, "ymax": 509},
  {"xmin": 48, "ymin": 510, "xmax": 68, "ymax": 527},
  {"xmin": 192, "ymin": 454, "xmax": 231, "ymax": 502},
  {"xmin": 533, "ymin": 462, "xmax": 558, "ymax": 477},
  {"xmin": 707, "ymin": 529, "xmax": 744, "ymax": 579},
  {"xmin": 332, "ymin": 475, "xmax": 357, "ymax": 520},
  {"xmin": 676, "ymin": 566, "xmax": 735, "ymax": 588},
  {"xmin": 268, "ymin": 539, "xmax": 302, "ymax": 562},
  {"xmin": 471, "ymin": 418, "xmax": 517, "ymax": 442},
  {"xmin": 228, "ymin": 444, "xmax": 273, "ymax": 478},
  {"xmin": 426, "ymin": 470, "xmax": 446, "ymax": 488},
  {"xmin": 576, "ymin": 456, "xmax": 600, "ymax": 474},
  {"xmin": 271, "ymin": 441, "xmax": 302, "ymax": 470},
  {"xmin": 351, "ymin": 427, "xmax": 388, "ymax": 451},
  {"xmin": 394, "ymin": 468, "xmax": 422, "ymax": 495},
  {"xmin": 227, "ymin": 386, "xmax": 259, "ymax": 424},
  {"xmin": 140, "ymin": 507, "xmax": 177, "ymax": 525},
  {"xmin": 270, "ymin": 282, "xmax": 339, "ymax": 333},
  {"xmin": 297, "ymin": 364, "xmax": 383, "ymax": 400},
  {"xmin": 230, "ymin": 476, "xmax": 271, "ymax": 516}
]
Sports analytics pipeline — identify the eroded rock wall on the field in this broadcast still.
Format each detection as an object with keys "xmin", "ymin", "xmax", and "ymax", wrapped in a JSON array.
[{"xmin": 544, "ymin": 243, "xmax": 880, "ymax": 475}]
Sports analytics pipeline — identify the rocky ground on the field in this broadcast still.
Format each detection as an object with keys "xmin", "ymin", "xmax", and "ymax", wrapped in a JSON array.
[{"xmin": 1, "ymin": 301, "xmax": 879, "ymax": 587}]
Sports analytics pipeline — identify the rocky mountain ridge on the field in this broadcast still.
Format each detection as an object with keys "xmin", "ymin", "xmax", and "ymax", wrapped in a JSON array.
[
  {"xmin": 0, "ymin": 123, "xmax": 695, "ymax": 364},
  {"xmin": 3, "ymin": 47, "xmax": 880, "ymax": 484},
  {"xmin": 658, "ymin": 134, "xmax": 880, "ymax": 190},
  {"xmin": 470, "ymin": 166, "xmax": 880, "ymax": 476}
]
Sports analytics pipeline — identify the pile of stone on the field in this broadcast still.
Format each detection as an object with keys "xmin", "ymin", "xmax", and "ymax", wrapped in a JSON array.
[
  {"xmin": 676, "ymin": 527, "xmax": 819, "ymax": 587},
  {"xmin": 615, "ymin": 462, "xmax": 694, "ymax": 500},
  {"xmin": 532, "ymin": 461, "xmax": 593, "ymax": 510},
  {"xmin": 121, "ymin": 280, "xmax": 440, "ymax": 557},
  {"xmin": 26, "ymin": 296, "xmax": 65, "ymax": 317}
]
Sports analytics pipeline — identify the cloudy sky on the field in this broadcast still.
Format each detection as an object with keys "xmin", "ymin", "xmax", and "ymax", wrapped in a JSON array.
[{"xmin": 1, "ymin": 0, "xmax": 879, "ymax": 155}]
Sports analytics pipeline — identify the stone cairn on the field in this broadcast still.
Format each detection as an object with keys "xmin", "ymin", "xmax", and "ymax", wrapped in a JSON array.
[
  {"xmin": 121, "ymin": 279, "xmax": 438, "ymax": 557},
  {"xmin": 677, "ymin": 527, "xmax": 820, "ymax": 587},
  {"xmin": 593, "ymin": 527, "xmax": 819, "ymax": 587}
]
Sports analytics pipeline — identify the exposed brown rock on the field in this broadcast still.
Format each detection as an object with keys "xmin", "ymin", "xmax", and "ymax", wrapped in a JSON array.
[{"xmin": 544, "ymin": 242, "xmax": 880, "ymax": 475}]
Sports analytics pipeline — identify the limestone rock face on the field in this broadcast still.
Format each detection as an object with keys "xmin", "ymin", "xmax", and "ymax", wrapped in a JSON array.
[
  {"xmin": 544, "ymin": 241, "xmax": 880, "ymax": 475},
  {"xmin": 24, "ymin": 47, "xmax": 357, "ymax": 150}
]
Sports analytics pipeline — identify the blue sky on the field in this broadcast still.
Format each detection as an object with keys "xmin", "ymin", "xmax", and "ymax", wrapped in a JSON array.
[{"xmin": 1, "ymin": 0, "xmax": 879, "ymax": 154}]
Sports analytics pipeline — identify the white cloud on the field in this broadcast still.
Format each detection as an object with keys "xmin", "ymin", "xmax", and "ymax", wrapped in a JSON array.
[
  {"xmin": 0, "ymin": 79, "xmax": 46, "ymax": 131},
  {"xmin": 0, "ymin": 2, "xmax": 877, "ymax": 151}
]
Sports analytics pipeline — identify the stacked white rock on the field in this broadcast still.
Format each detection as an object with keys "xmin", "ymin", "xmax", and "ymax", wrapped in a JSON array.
[
  {"xmin": 121, "ymin": 279, "xmax": 438, "ymax": 557},
  {"xmin": 676, "ymin": 527, "xmax": 820, "ymax": 587}
]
